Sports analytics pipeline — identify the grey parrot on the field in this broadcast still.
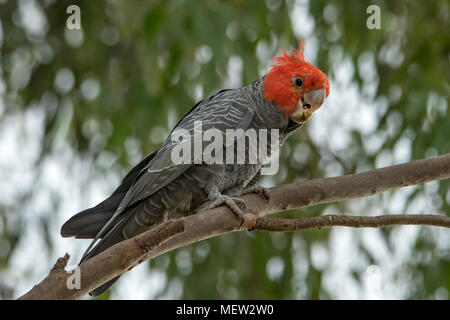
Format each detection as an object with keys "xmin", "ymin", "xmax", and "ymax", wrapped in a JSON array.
[{"xmin": 61, "ymin": 41, "xmax": 329, "ymax": 296}]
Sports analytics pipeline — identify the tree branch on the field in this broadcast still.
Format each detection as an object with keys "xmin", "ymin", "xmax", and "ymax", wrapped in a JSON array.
[
  {"xmin": 251, "ymin": 214, "xmax": 450, "ymax": 231},
  {"xmin": 18, "ymin": 220, "xmax": 184, "ymax": 300},
  {"xmin": 18, "ymin": 153, "xmax": 450, "ymax": 299}
]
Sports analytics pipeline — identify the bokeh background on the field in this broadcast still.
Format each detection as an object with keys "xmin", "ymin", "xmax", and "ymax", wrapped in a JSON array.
[{"xmin": 0, "ymin": 0, "xmax": 449, "ymax": 299}]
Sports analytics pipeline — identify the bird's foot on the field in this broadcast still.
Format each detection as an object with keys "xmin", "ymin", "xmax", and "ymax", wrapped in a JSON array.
[
  {"xmin": 208, "ymin": 194, "xmax": 246, "ymax": 226},
  {"xmin": 242, "ymin": 185, "xmax": 271, "ymax": 201}
]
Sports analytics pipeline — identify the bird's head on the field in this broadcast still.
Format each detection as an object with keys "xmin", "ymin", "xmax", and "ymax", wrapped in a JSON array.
[{"xmin": 263, "ymin": 40, "xmax": 329, "ymax": 123}]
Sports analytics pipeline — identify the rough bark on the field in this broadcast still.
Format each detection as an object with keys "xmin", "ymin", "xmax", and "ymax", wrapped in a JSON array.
[{"xmin": 250, "ymin": 214, "xmax": 450, "ymax": 231}]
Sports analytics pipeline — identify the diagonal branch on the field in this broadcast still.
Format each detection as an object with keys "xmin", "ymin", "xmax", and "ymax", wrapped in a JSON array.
[
  {"xmin": 18, "ymin": 220, "xmax": 185, "ymax": 300},
  {"xmin": 18, "ymin": 153, "xmax": 450, "ymax": 299}
]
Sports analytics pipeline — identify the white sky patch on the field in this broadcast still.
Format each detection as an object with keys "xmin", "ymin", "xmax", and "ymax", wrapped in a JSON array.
[
  {"xmin": 9, "ymin": 46, "xmax": 34, "ymax": 90},
  {"xmin": 364, "ymin": 133, "xmax": 386, "ymax": 156},
  {"xmin": 291, "ymin": 236, "xmax": 310, "ymax": 298},
  {"xmin": 226, "ymin": 21, "xmax": 239, "ymax": 41},
  {"xmin": 54, "ymin": 68, "xmax": 75, "ymax": 94},
  {"xmin": 18, "ymin": 0, "xmax": 48, "ymax": 41},
  {"xmin": 176, "ymin": 249, "xmax": 193, "ymax": 276},
  {"xmin": 323, "ymin": 3, "xmax": 338, "ymax": 24},
  {"xmin": 266, "ymin": 256, "xmax": 285, "ymax": 281},
  {"xmin": 160, "ymin": 277, "xmax": 184, "ymax": 299},
  {"xmin": 256, "ymin": 33, "xmax": 278, "ymax": 75},
  {"xmin": 80, "ymin": 78, "xmax": 101, "ymax": 101},
  {"xmin": 322, "ymin": 228, "xmax": 368, "ymax": 298},
  {"xmin": 290, "ymin": 0, "xmax": 315, "ymax": 39},
  {"xmin": 393, "ymin": 134, "xmax": 412, "ymax": 163},
  {"xmin": 226, "ymin": 56, "xmax": 243, "ymax": 89},
  {"xmin": 195, "ymin": 45, "xmax": 213, "ymax": 64},
  {"xmin": 112, "ymin": 264, "xmax": 168, "ymax": 299},
  {"xmin": 375, "ymin": 149, "xmax": 394, "ymax": 168},
  {"xmin": 362, "ymin": 265, "xmax": 382, "ymax": 299},
  {"xmin": 361, "ymin": 228, "xmax": 392, "ymax": 265},
  {"xmin": 310, "ymin": 242, "xmax": 329, "ymax": 271},
  {"xmin": 64, "ymin": 28, "xmax": 84, "ymax": 48},
  {"xmin": 0, "ymin": 107, "xmax": 44, "ymax": 205},
  {"xmin": 386, "ymin": 185, "xmax": 417, "ymax": 213}
]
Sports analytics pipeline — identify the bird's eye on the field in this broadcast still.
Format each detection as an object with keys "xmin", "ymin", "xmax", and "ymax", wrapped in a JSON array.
[{"xmin": 293, "ymin": 77, "xmax": 303, "ymax": 88}]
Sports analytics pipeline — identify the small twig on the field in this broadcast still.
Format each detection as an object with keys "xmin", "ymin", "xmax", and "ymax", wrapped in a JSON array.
[{"xmin": 250, "ymin": 214, "xmax": 450, "ymax": 232}]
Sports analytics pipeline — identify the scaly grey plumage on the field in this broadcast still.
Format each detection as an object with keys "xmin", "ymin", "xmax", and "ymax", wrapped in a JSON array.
[{"xmin": 61, "ymin": 78, "xmax": 303, "ymax": 296}]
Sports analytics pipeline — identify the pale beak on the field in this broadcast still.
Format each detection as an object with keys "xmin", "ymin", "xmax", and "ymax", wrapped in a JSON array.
[{"xmin": 290, "ymin": 88, "xmax": 327, "ymax": 123}]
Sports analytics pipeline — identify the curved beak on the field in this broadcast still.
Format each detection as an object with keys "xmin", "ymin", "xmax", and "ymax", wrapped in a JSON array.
[{"xmin": 290, "ymin": 88, "xmax": 327, "ymax": 123}]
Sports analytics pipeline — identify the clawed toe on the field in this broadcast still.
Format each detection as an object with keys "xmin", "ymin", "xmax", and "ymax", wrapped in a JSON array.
[
  {"xmin": 242, "ymin": 186, "xmax": 271, "ymax": 201},
  {"xmin": 208, "ymin": 194, "xmax": 246, "ymax": 226}
]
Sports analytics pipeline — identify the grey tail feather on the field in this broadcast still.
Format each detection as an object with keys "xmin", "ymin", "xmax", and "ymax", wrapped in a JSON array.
[
  {"xmin": 80, "ymin": 212, "xmax": 135, "ymax": 296},
  {"xmin": 60, "ymin": 178, "xmax": 133, "ymax": 239},
  {"xmin": 89, "ymin": 277, "xmax": 122, "ymax": 297},
  {"xmin": 59, "ymin": 206, "xmax": 126, "ymax": 296},
  {"xmin": 85, "ymin": 233, "xmax": 124, "ymax": 297},
  {"xmin": 61, "ymin": 150, "xmax": 158, "ymax": 239},
  {"xmin": 60, "ymin": 205, "xmax": 117, "ymax": 239}
]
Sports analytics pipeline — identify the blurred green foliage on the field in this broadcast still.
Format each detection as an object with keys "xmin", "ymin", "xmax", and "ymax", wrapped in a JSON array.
[{"xmin": 0, "ymin": 0, "xmax": 448, "ymax": 299}]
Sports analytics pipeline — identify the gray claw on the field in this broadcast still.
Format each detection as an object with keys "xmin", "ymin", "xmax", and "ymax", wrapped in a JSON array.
[
  {"xmin": 208, "ymin": 194, "xmax": 246, "ymax": 225},
  {"xmin": 242, "ymin": 186, "xmax": 271, "ymax": 201}
]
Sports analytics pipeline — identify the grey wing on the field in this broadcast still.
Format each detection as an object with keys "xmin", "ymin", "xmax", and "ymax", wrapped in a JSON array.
[
  {"xmin": 117, "ymin": 91, "xmax": 255, "ymax": 214},
  {"xmin": 82, "ymin": 90, "xmax": 254, "ymax": 259}
]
